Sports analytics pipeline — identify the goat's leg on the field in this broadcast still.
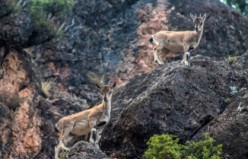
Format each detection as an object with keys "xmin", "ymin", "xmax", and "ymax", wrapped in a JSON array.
[
  {"xmin": 89, "ymin": 127, "xmax": 97, "ymax": 146},
  {"xmin": 55, "ymin": 144, "xmax": 61, "ymax": 159},
  {"xmin": 153, "ymin": 43, "xmax": 164, "ymax": 65},
  {"xmin": 156, "ymin": 44, "xmax": 168, "ymax": 65},
  {"xmin": 185, "ymin": 52, "xmax": 191, "ymax": 66},
  {"xmin": 54, "ymin": 139, "xmax": 70, "ymax": 159},
  {"xmin": 94, "ymin": 126, "xmax": 105, "ymax": 149},
  {"xmin": 156, "ymin": 50, "xmax": 165, "ymax": 65},
  {"xmin": 54, "ymin": 140, "xmax": 71, "ymax": 159},
  {"xmin": 57, "ymin": 123, "xmax": 73, "ymax": 151},
  {"xmin": 153, "ymin": 47, "xmax": 160, "ymax": 63},
  {"xmin": 182, "ymin": 45, "xmax": 190, "ymax": 66},
  {"xmin": 89, "ymin": 120, "xmax": 98, "ymax": 146},
  {"xmin": 60, "ymin": 125, "xmax": 74, "ymax": 151},
  {"xmin": 54, "ymin": 125, "xmax": 73, "ymax": 159}
]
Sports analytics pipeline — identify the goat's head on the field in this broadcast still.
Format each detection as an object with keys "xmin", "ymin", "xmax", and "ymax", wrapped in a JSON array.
[
  {"xmin": 190, "ymin": 13, "xmax": 207, "ymax": 32},
  {"xmin": 99, "ymin": 81, "xmax": 116, "ymax": 102}
]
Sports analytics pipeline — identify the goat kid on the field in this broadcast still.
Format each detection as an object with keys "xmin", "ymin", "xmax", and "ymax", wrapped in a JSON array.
[
  {"xmin": 54, "ymin": 81, "xmax": 116, "ymax": 159},
  {"xmin": 149, "ymin": 13, "xmax": 207, "ymax": 66}
]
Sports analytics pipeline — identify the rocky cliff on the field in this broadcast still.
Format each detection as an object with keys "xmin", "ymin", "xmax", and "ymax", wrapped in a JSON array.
[
  {"xmin": 102, "ymin": 53, "xmax": 248, "ymax": 159},
  {"xmin": 0, "ymin": 0, "xmax": 248, "ymax": 159}
]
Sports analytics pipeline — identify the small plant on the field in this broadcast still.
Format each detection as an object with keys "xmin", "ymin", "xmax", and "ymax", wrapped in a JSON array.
[
  {"xmin": 27, "ymin": 0, "xmax": 74, "ymax": 41},
  {"xmin": 183, "ymin": 134, "xmax": 223, "ymax": 159},
  {"xmin": 143, "ymin": 134, "xmax": 182, "ymax": 159},
  {"xmin": 229, "ymin": 85, "xmax": 238, "ymax": 95},
  {"xmin": 226, "ymin": 54, "xmax": 237, "ymax": 64},
  {"xmin": 41, "ymin": 80, "xmax": 54, "ymax": 98},
  {"xmin": 143, "ymin": 133, "xmax": 223, "ymax": 159},
  {"xmin": 29, "ymin": 0, "xmax": 74, "ymax": 22}
]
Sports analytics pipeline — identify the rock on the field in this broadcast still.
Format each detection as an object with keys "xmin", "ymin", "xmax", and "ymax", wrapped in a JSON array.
[
  {"xmin": 193, "ymin": 52, "xmax": 248, "ymax": 159},
  {"xmin": 101, "ymin": 54, "xmax": 248, "ymax": 159},
  {"xmin": 66, "ymin": 141, "xmax": 111, "ymax": 159}
]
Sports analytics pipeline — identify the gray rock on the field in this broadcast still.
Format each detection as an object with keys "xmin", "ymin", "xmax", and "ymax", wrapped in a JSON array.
[
  {"xmin": 101, "ymin": 54, "xmax": 248, "ymax": 159},
  {"xmin": 66, "ymin": 141, "xmax": 111, "ymax": 159}
]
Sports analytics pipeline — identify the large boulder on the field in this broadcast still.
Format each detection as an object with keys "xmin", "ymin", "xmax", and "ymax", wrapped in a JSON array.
[
  {"xmin": 101, "ymin": 53, "xmax": 248, "ymax": 159},
  {"xmin": 194, "ymin": 52, "xmax": 248, "ymax": 159}
]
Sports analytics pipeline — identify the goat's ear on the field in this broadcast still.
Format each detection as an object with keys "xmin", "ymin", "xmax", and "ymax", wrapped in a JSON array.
[
  {"xmin": 95, "ymin": 84, "xmax": 101, "ymax": 90},
  {"xmin": 190, "ymin": 13, "xmax": 195, "ymax": 21},
  {"xmin": 108, "ymin": 81, "xmax": 116, "ymax": 89},
  {"xmin": 202, "ymin": 13, "xmax": 207, "ymax": 20}
]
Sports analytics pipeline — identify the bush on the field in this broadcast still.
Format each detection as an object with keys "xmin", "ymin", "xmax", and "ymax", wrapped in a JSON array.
[
  {"xmin": 28, "ymin": 0, "xmax": 74, "ymax": 41},
  {"xmin": 0, "ymin": 0, "xmax": 18, "ymax": 16},
  {"xmin": 143, "ymin": 134, "xmax": 182, "ymax": 159},
  {"xmin": 29, "ymin": 0, "xmax": 74, "ymax": 22},
  {"xmin": 226, "ymin": 55, "xmax": 237, "ymax": 64},
  {"xmin": 143, "ymin": 133, "xmax": 223, "ymax": 159}
]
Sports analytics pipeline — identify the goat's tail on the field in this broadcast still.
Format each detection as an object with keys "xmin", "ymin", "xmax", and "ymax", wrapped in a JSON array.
[{"xmin": 149, "ymin": 36, "xmax": 154, "ymax": 44}]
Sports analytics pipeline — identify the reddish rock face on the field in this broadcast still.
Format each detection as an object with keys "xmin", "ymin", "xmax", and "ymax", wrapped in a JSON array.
[
  {"xmin": 0, "ymin": 53, "xmax": 41, "ymax": 159},
  {"xmin": 11, "ymin": 100, "xmax": 42, "ymax": 159}
]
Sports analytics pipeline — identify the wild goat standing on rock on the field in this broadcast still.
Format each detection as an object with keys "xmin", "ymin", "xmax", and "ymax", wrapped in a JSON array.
[
  {"xmin": 149, "ymin": 13, "xmax": 207, "ymax": 66},
  {"xmin": 54, "ymin": 75, "xmax": 116, "ymax": 159}
]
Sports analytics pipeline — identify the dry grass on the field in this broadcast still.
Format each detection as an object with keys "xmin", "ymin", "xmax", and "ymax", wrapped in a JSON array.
[{"xmin": 41, "ymin": 80, "xmax": 54, "ymax": 98}]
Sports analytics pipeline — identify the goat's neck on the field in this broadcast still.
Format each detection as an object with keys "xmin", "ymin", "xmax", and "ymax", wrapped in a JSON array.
[
  {"xmin": 195, "ymin": 26, "xmax": 204, "ymax": 47},
  {"xmin": 102, "ymin": 98, "xmax": 111, "ymax": 116}
]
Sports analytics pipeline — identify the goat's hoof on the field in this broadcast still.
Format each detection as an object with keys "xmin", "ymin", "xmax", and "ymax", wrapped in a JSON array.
[
  {"xmin": 61, "ymin": 146, "xmax": 70, "ymax": 151},
  {"xmin": 157, "ymin": 60, "xmax": 164, "ymax": 65},
  {"xmin": 185, "ymin": 61, "xmax": 190, "ymax": 66},
  {"xmin": 95, "ymin": 144, "xmax": 100, "ymax": 149}
]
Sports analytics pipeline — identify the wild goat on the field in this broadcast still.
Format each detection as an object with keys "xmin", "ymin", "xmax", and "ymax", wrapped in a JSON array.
[
  {"xmin": 54, "ymin": 78, "xmax": 116, "ymax": 159},
  {"xmin": 149, "ymin": 13, "xmax": 207, "ymax": 66}
]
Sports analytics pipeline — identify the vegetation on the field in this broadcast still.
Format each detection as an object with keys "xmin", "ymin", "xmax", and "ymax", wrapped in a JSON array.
[
  {"xmin": 28, "ymin": 0, "xmax": 74, "ymax": 40},
  {"xmin": 0, "ymin": 0, "xmax": 18, "ymax": 16},
  {"xmin": 226, "ymin": 53, "xmax": 237, "ymax": 64},
  {"xmin": 143, "ymin": 133, "xmax": 223, "ymax": 159},
  {"xmin": 29, "ymin": 0, "xmax": 74, "ymax": 21},
  {"xmin": 1, "ymin": 0, "xmax": 73, "ymax": 45},
  {"xmin": 222, "ymin": 0, "xmax": 248, "ymax": 16}
]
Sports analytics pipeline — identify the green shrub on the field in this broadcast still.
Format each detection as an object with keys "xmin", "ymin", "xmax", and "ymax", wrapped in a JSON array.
[
  {"xmin": 226, "ymin": 55, "xmax": 237, "ymax": 65},
  {"xmin": 143, "ymin": 133, "xmax": 223, "ymax": 159},
  {"xmin": 183, "ymin": 134, "xmax": 223, "ymax": 159},
  {"xmin": 29, "ymin": 0, "xmax": 74, "ymax": 21},
  {"xmin": 143, "ymin": 134, "xmax": 182, "ymax": 159},
  {"xmin": 28, "ymin": 0, "xmax": 74, "ymax": 39}
]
